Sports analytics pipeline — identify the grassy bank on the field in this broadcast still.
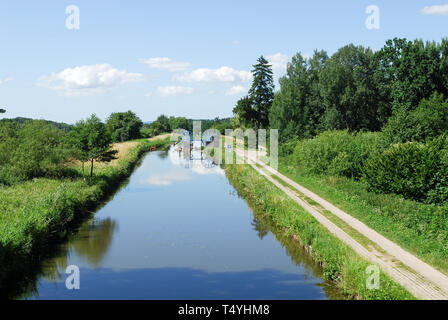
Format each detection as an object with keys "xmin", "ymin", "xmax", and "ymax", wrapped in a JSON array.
[
  {"xmin": 277, "ymin": 159, "xmax": 448, "ymax": 275},
  {"xmin": 225, "ymin": 163, "xmax": 414, "ymax": 300},
  {"xmin": 0, "ymin": 137, "xmax": 171, "ymax": 293}
]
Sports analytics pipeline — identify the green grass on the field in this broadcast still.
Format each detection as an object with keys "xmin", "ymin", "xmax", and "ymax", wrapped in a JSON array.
[
  {"xmin": 225, "ymin": 163, "xmax": 414, "ymax": 300},
  {"xmin": 0, "ymin": 137, "xmax": 171, "ymax": 290},
  {"xmin": 278, "ymin": 157, "xmax": 448, "ymax": 275}
]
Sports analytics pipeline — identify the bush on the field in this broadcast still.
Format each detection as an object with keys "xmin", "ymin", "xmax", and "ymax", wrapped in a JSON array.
[
  {"xmin": 279, "ymin": 139, "xmax": 298, "ymax": 157},
  {"xmin": 292, "ymin": 130, "xmax": 385, "ymax": 179},
  {"xmin": 363, "ymin": 136, "xmax": 448, "ymax": 203},
  {"xmin": 382, "ymin": 93, "xmax": 448, "ymax": 144},
  {"xmin": 0, "ymin": 121, "xmax": 69, "ymax": 184},
  {"xmin": 106, "ymin": 111, "xmax": 143, "ymax": 143}
]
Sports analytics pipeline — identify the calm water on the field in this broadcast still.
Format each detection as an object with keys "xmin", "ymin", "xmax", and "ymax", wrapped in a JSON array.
[{"xmin": 20, "ymin": 148, "xmax": 340, "ymax": 300}]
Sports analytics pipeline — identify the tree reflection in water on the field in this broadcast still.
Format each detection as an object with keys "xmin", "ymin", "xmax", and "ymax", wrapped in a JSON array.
[
  {"xmin": 42, "ymin": 217, "xmax": 117, "ymax": 282},
  {"xmin": 251, "ymin": 217, "xmax": 269, "ymax": 240}
]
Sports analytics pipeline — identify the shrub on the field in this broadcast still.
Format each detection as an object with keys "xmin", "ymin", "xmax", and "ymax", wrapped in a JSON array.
[
  {"xmin": 0, "ymin": 121, "xmax": 70, "ymax": 184},
  {"xmin": 382, "ymin": 93, "xmax": 448, "ymax": 144},
  {"xmin": 9, "ymin": 121, "xmax": 69, "ymax": 181},
  {"xmin": 279, "ymin": 139, "xmax": 298, "ymax": 157},
  {"xmin": 363, "ymin": 136, "xmax": 448, "ymax": 203},
  {"xmin": 292, "ymin": 130, "xmax": 385, "ymax": 179},
  {"xmin": 106, "ymin": 111, "xmax": 143, "ymax": 142}
]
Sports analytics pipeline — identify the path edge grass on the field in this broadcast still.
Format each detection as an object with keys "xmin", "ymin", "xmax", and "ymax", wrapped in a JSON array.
[{"xmin": 225, "ymin": 163, "xmax": 415, "ymax": 300}]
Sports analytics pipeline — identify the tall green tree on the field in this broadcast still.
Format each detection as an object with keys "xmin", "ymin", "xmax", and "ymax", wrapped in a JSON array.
[
  {"xmin": 70, "ymin": 114, "xmax": 115, "ymax": 177},
  {"xmin": 382, "ymin": 92, "xmax": 448, "ymax": 144},
  {"xmin": 376, "ymin": 38, "xmax": 448, "ymax": 111},
  {"xmin": 233, "ymin": 95, "xmax": 256, "ymax": 128},
  {"xmin": 106, "ymin": 111, "xmax": 143, "ymax": 142},
  {"xmin": 233, "ymin": 56, "xmax": 274, "ymax": 129},
  {"xmin": 319, "ymin": 44, "xmax": 383, "ymax": 132},
  {"xmin": 168, "ymin": 116, "xmax": 189, "ymax": 131},
  {"xmin": 151, "ymin": 114, "xmax": 171, "ymax": 135},
  {"xmin": 269, "ymin": 51, "xmax": 328, "ymax": 142},
  {"xmin": 67, "ymin": 119, "xmax": 90, "ymax": 173},
  {"xmin": 248, "ymin": 56, "xmax": 274, "ymax": 129}
]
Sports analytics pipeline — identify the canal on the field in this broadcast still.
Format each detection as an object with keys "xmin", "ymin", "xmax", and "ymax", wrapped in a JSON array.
[{"xmin": 21, "ymin": 148, "xmax": 340, "ymax": 299}]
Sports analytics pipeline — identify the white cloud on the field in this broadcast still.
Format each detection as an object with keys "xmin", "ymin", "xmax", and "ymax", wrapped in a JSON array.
[
  {"xmin": 174, "ymin": 66, "xmax": 252, "ymax": 84},
  {"xmin": 225, "ymin": 85, "xmax": 247, "ymax": 96},
  {"xmin": 139, "ymin": 57, "xmax": 191, "ymax": 72},
  {"xmin": 37, "ymin": 64, "xmax": 144, "ymax": 96},
  {"xmin": 267, "ymin": 53, "xmax": 289, "ymax": 82},
  {"xmin": 0, "ymin": 77, "xmax": 12, "ymax": 85},
  {"xmin": 157, "ymin": 86, "xmax": 194, "ymax": 97},
  {"xmin": 267, "ymin": 53, "xmax": 289, "ymax": 73},
  {"xmin": 142, "ymin": 171, "xmax": 191, "ymax": 186},
  {"xmin": 421, "ymin": 4, "xmax": 448, "ymax": 15}
]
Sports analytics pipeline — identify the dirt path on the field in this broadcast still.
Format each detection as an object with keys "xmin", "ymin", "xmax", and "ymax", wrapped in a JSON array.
[
  {"xmin": 148, "ymin": 133, "xmax": 171, "ymax": 142},
  {"xmin": 234, "ymin": 148, "xmax": 448, "ymax": 300}
]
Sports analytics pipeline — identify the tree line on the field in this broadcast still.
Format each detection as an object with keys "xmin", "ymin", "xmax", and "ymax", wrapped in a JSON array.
[
  {"xmin": 234, "ymin": 38, "xmax": 448, "ymax": 143},
  {"xmin": 0, "ymin": 111, "xmax": 146, "ymax": 184},
  {"xmin": 142, "ymin": 115, "xmax": 237, "ymax": 137},
  {"xmin": 233, "ymin": 38, "xmax": 448, "ymax": 204},
  {"xmin": 0, "ymin": 107, "xmax": 239, "ymax": 186}
]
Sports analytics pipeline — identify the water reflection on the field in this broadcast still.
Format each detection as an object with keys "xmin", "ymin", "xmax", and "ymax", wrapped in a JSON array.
[
  {"xmin": 41, "ymin": 217, "xmax": 118, "ymax": 284},
  {"xmin": 251, "ymin": 217, "xmax": 270, "ymax": 240},
  {"xmin": 71, "ymin": 218, "xmax": 117, "ymax": 268},
  {"xmin": 11, "ymin": 148, "xmax": 343, "ymax": 300}
]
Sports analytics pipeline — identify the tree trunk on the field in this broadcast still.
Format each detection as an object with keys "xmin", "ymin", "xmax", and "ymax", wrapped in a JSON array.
[
  {"xmin": 82, "ymin": 161, "xmax": 84, "ymax": 174},
  {"xmin": 90, "ymin": 158, "xmax": 94, "ymax": 177}
]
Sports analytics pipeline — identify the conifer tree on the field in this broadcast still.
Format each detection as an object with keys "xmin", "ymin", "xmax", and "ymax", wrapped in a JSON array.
[{"xmin": 248, "ymin": 56, "xmax": 274, "ymax": 129}]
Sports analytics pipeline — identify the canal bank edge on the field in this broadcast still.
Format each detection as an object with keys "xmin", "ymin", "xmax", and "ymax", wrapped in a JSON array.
[
  {"xmin": 224, "ymin": 163, "xmax": 415, "ymax": 300},
  {"xmin": 0, "ymin": 136, "xmax": 171, "ymax": 297}
]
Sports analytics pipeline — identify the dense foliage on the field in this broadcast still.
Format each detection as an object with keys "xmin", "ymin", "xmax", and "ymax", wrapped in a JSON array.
[
  {"xmin": 0, "ymin": 117, "xmax": 73, "ymax": 132},
  {"xmin": 106, "ymin": 111, "xmax": 143, "ymax": 142},
  {"xmin": 286, "ymin": 129, "xmax": 448, "ymax": 204},
  {"xmin": 291, "ymin": 130, "xmax": 385, "ymax": 179},
  {"xmin": 1, "ymin": 113, "xmax": 126, "ymax": 184},
  {"xmin": 0, "ymin": 121, "xmax": 70, "ymax": 185},
  {"xmin": 69, "ymin": 115, "xmax": 115, "ymax": 177},
  {"xmin": 272, "ymin": 37, "xmax": 448, "ymax": 204},
  {"xmin": 382, "ymin": 93, "xmax": 448, "ymax": 144},
  {"xmin": 269, "ymin": 38, "xmax": 448, "ymax": 143},
  {"xmin": 363, "ymin": 136, "xmax": 448, "ymax": 204}
]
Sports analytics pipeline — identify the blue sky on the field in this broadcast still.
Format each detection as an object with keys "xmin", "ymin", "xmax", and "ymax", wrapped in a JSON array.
[{"xmin": 0, "ymin": 0, "xmax": 447, "ymax": 124}]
